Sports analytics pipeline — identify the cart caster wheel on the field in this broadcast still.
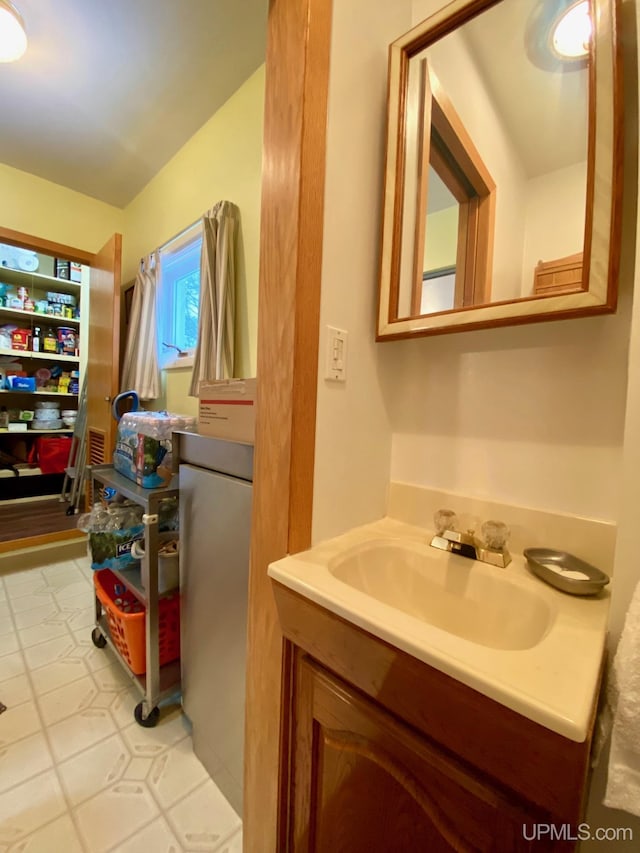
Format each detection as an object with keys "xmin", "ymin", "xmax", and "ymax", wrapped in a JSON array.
[
  {"xmin": 91, "ymin": 628, "xmax": 107, "ymax": 649},
  {"xmin": 134, "ymin": 702, "xmax": 160, "ymax": 728},
  {"xmin": 65, "ymin": 506, "xmax": 75, "ymax": 516}
]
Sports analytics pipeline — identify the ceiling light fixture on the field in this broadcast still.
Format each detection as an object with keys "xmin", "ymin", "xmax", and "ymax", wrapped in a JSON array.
[
  {"xmin": 551, "ymin": 1, "xmax": 592, "ymax": 59},
  {"xmin": 0, "ymin": 0, "xmax": 27, "ymax": 63},
  {"xmin": 525, "ymin": 0, "xmax": 591, "ymax": 72}
]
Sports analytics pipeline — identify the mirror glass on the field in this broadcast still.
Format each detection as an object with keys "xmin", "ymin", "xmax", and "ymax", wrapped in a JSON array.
[{"xmin": 378, "ymin": 0, "xmax": 622, "ymax": 339}]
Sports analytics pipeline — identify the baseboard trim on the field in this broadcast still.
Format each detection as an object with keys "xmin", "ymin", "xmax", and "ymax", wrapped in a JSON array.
[{"xmin": 0, "ymin": 534, "xmax": 87, "ymax": 573}]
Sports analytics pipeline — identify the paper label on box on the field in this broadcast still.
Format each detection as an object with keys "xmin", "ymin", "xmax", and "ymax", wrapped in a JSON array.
[
  {"xmin": 198, "ymin": 379, "xmax": 256, "ymax": 443},
  {"xmin": 200, "ymin": 398, "xmax": 254, "ymax": 416}
]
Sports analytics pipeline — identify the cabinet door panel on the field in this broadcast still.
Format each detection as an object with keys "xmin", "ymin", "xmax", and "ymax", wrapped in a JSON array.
[
  {"xmin": 290, "ymin": 656, "xmax": 535, "ymax": 853},
  {"xmin": 87, "ymin": 233, "xmax": 122, "ymax": 462}
]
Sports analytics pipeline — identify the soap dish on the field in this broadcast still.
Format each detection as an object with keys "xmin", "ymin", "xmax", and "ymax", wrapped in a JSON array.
[{"xmin": 523, "ymin": 548, "xmax": 610, "ymax": 596}]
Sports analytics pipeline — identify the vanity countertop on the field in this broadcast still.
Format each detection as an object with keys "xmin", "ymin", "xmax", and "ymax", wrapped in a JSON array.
[{"xmin": 268, "ymin": 517, "xmax": 610, "ymax": 742}]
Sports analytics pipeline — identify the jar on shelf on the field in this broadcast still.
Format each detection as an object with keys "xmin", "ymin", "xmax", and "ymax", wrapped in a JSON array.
[
  {"xmin": 32, "ymin": 326, "xmax": 41, "ymax": 352},
  {"xmin": 42, "ymin": 327, "xmax": 58, "ymax": 354}
]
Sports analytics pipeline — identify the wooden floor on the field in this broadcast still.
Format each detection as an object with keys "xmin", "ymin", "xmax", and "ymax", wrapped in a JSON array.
[{"xmin": 0, "ymin": 498, "xmax": 80, "ymax": 543}]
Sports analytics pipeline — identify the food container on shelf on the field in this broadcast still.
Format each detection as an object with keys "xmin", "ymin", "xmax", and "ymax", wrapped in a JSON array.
[
  {"xmin": 61, "ymin": 409, "xmax": 77, "ymax": 427},
  {"xmin": 35, "ymin": 400, "xmax": 60, "ymax": 410},
  {"xmin": 56, "ymin": 326, "xmax": 77, "ymax": 355},
  {"xmin": 34, "ymin": 368, "xmax": 52, "ymax": 388},
  {"xmin": 19, "ymin": 410, "xmax": 34, "ymax": 422},
  {"xmin": 31, "ymin": 418, "xmax": 62, "ymax": 430},
  {"xmin": 42, "ymin": 329, "xmax": 58, "ymax": 353},
  {"xmin": 7, "ymin": 376, "xmax": 36, "ymax": 391},
  {"xmin": 47, "ymin": 291, "xmax": 76, "ymax": 307},
  {"xmin": 34, "ymin": 407, "xmax": 60, "ymax": 420},
  {"xmin": 0, "ymin": 326, "xmax": 12, "ymax": 348},
  {"xmin": 10, "ymin": 329, "xmax": 31, "ymax": 350}
]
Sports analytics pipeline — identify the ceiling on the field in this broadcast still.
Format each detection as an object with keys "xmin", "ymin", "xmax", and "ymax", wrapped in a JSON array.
[
  {"xmin": 0, "ymin": 0, "xmax": 268, "ymax": 207},
  {"xmin": 460, "ymin": 0, "xmax": 588, "ymax": 179}
]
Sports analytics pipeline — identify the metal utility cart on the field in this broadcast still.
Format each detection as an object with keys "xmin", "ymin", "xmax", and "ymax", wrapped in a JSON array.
[{"xmin": 89, "ymin": 464, "xmax": 180, "ymax": 727}]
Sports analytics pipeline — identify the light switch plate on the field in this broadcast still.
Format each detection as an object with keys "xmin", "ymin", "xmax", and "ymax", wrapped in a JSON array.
[{"xmin": 325, "ymin": 325, "xmax": 348, "ymax": 381}]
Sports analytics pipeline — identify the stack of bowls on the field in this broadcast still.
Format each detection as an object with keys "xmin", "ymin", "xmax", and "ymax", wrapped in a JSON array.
[
  {"xmin": 32, "ymin": 400, "xmax": 62, "ymax": 430},
  {"xmin": 61, "ymin": 409, "xmax": 77, "ymax": 429}
]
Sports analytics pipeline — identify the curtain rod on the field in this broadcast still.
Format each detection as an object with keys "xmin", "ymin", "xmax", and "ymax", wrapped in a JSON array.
[{"xmin": 158, "ymin": 216, "xmax": 202, "ymax": 253}]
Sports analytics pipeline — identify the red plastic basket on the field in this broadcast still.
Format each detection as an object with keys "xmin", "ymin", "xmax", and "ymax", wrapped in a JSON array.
[{"xmin": 93, "ymin": 569, "xmax": 180, "ymax": 676}]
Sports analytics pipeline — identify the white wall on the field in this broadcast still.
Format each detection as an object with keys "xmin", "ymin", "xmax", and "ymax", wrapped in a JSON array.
[
  {"xmin": 315, "ymin": 0, "xmax": 631, "ymax": 535},
  {"xmin": 521, "ymin": 161, "xmax": 588, "ymax": 296},
  {"xmin": 386, "ymin": 302, "xmax": 629, "ymax": 520},
  {"xmin": 311, "ymin": 0, "xmax": 414, "ymax": 544}
]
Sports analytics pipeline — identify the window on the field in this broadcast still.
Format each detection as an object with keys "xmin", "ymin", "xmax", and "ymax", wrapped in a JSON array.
[{"xmin": 158, "ymin": 224, "xmax": 202, "ymax": 368}]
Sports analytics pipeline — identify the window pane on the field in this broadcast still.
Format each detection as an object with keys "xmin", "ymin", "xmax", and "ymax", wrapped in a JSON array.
[
  {"xmin": 159, "ymin": 229, "xmax": 202, "ymax": 363},
  {"xmin": 174, "ymin": 268, "xmax": 200, "ymax": 351}
]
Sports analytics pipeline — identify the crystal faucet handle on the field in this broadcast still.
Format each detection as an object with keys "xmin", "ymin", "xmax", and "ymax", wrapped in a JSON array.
[
  {"xmin": 481, "ymin": 520, "xmax": 510, "ymax": 550},
  {"xmin": 433, "ymin": 509, "xmax": 458, "ymax": 535}
]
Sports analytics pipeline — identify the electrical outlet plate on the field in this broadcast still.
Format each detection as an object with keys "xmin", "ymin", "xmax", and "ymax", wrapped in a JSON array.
[{"xmin": 325, "ymin": 326, "xmax": 348, "ymax": 381}]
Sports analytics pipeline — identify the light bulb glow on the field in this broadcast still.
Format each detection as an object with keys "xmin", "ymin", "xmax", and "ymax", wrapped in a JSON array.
[
  {"xmin": 552, "ymin": 1, "xmax": 592, "ymax": 59},
  {"xmin": 0, "ymin": 1, "xmax": 27, "ymax": 63}
]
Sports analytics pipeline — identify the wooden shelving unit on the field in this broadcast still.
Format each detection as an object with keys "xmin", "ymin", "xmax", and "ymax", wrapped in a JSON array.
[
  {"xmin": 0, "ymin": 347, "xmax": 79, "ymax": 363},
  {"xmin": 0, "ymin": 389, "xmax": 79, "ymax": 397},
  {"xmin": 1, "ymin": 249, "xmax": 85, "ymax": 504}
]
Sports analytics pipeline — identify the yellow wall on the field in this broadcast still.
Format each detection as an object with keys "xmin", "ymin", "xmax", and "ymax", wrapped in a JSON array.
[
  {"xmin": 0, "ymin": 162, "xmax": 123, "ymax": 254},
  {"xmin": 423, "ymin": 206, "xmax": 458, "ymax": 272},
  {"xmin": 123, "ymin": 64, "xmax": 265, "ymax": 382},
  {"xmin": 161, "ymin": 366, "xmax": 199, "ymax": 418},
  {"xmin": 1, "ymin": 64, "xmax": 265, "ymax": 417}
]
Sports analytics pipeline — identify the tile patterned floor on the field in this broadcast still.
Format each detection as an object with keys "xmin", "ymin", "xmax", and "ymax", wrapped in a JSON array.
[{"xmin": 0, "ymin": 554, "xmax": 242, "ymax": 853}]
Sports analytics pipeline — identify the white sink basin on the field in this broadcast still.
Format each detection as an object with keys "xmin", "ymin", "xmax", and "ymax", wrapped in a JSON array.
[
  {"xmin": 268, "ymin": 517, "xmax": 610, "ymax": 741},
  {"xmin": 329, "ymin": 541, "xmax": 553, "ymax": 651}
]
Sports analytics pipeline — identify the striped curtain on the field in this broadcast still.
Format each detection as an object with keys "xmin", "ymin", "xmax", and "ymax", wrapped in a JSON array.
[
  {"xmin": 120, "ymin": 252, "xmax": 161, "ymax": 400},
  {"xmin": 188, "ymin": 201, "xmax": 239, "ymax": 395}
]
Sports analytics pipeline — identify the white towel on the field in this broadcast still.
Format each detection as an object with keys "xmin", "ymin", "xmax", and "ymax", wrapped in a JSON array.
[{"xmin": 604, "ymin": 580, "xmax": 640, "ymax": 816}]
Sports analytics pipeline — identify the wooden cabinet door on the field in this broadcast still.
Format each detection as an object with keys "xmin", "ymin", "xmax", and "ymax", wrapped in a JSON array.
[
  {"xmin": 86, "ymin": 233, "xmax": 122, "ymax": 466},
  {"xmin": 533, "ymin": 252, "xmax": 583, "ymax": 296},
  {"xmin": 287, "ymin": 655, "xmax": 537, "ymax": 853}
]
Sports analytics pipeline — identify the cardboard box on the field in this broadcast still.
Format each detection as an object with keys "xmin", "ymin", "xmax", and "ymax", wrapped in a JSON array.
[
  {"xmin": 8, "ymin": 376, "xmax": 36, "ymax": 391},
  {"xmin": 10, "ymin": 329, "xmax": 31, "ymax": 350},
  {"xmin": 198, "ymin": 378, "xmax": 256, "ymax": 444}
]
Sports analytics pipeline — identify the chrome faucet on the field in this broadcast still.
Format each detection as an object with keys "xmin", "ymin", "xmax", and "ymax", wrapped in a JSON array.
[{"xmin": 430, "ymin": 510, "xmax": 511, "ymax": 568}]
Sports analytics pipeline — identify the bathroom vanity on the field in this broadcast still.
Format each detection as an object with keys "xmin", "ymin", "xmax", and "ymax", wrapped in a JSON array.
[{"xmin": 270, "ymin": 519, "xmax": 608, "ymax": 852}]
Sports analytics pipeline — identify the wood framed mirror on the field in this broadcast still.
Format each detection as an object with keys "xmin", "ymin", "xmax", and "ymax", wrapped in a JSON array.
[{"xmin": 377, "ymin": 0, "xmax": 623, "ymax": 340}]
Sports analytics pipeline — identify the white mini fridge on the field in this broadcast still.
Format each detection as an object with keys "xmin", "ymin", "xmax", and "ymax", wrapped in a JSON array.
[{"xmin": 176, "ymin": 431, "xmax": 253, "ymax": 816}]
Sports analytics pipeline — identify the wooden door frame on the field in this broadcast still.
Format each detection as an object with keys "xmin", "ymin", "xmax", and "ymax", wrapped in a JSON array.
[
  {"xmin": 0, "ymin": 226, "xmax": 95, "ymax": 266},
  {"xmin": 409, "ymin": 69, "xmax": 496, "ymax": 316},
  {"xmin": 243, "ymin": 0, "xmax": 332, "ymax": 849}
]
